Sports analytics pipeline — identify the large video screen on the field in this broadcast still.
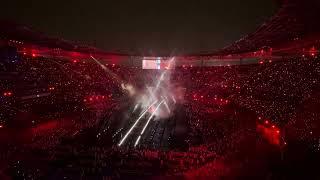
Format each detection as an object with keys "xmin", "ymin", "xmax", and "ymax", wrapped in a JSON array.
[{"xmin": 142, "ymin": 57, "xmax": 174, "ymax": 70}]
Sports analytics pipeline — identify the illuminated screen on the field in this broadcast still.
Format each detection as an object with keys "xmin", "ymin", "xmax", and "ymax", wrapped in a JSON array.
[{"xmin": 142, "ymin": 57, "xmax": 174, "ymax": 70}]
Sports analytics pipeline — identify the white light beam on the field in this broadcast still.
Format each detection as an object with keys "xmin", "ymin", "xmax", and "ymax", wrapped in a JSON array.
[
  {"xmin": 134, "ymin": 100, "xmax": 164, "ymax": 147},
  {"xmin": 134, "ymin": 135, "xmax": 141, "ymax": 147},
  {"xmin": 118, "ymin": 100, "xmax": 158, "ymax": 146}
]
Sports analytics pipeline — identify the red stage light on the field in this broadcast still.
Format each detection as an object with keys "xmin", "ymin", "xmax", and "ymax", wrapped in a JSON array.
[
  {"xmin": 3, "ymin": 91, "xmax": 12, "ymax": 97},
  {"xmin": 265, "ymin": 120, "xmax": 269, "ymax": 124},
  {"xmin": 309, "ymin": 46, "xmax": 317, "ymax": 56}
]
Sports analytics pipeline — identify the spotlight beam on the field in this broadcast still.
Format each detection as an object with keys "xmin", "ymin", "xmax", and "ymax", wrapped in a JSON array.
[
  {"xmin": 163, "ymin": 100, "xmax": 171, "ymax": 113},
  {"xmin": 132, "ymin": 103, "xmax": 139, "ymax": 113},
  {"xmin": 154, "ymin": 57, "xmax": 175, "ymax": 91},
  {"xmin": 141, "ymin": 100, "xmax": 164, "ymax": 135},
  {"xmin": 161, "ymin": 96, "xmax": 171, "ymax": 113},
  {"xmin": 118, "ymin": 100, "xmax": 158, "ymax": 146},
  {"xmin": 134, "ymin": 100, "xmax": 164, "ymax": 147},
  {"xmin": 134, "ymin": 135, "xmax": 141, "ymax": 147},
  {"xmin": 90, "ymin": 55, "xmax": 122, "ymax": 83}
]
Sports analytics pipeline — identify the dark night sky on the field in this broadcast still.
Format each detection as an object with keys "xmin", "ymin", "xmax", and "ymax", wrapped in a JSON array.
[{"xmin": 0, "ymin": 0, "xmax": 278, "ymax": 55}]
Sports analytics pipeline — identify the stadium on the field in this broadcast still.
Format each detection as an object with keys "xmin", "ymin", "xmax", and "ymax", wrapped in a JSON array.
[{"xmin": 0, "ymin": 0, "xmax": 320, "ymax": 179}]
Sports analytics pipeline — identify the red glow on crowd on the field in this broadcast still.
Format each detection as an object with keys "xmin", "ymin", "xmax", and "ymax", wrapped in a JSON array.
[
  {"xmin": 2, "ymin": 1, "xmax": 320, "ymax": 177},
  {"xmin": 84, "ymin": 95, "xmax": 109, "ymax": 103},
  {"xmin": 257, "ymin": 118, "xmax": 281, "ymax": 146}
]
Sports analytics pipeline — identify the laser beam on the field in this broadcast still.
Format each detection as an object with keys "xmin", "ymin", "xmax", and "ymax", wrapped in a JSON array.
[
  {"xmin": 118, "ymin": 100, "xmax": 158, "ymax": 146},
  {"xmin": 134, "ymin": 100, "xmax": 164, "ymax": 147}
]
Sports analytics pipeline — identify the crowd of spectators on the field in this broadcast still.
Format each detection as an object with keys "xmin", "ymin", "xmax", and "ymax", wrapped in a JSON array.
[{"xmin": 1, "ymin": 53, "xmax": 320, "ymax": 178}]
